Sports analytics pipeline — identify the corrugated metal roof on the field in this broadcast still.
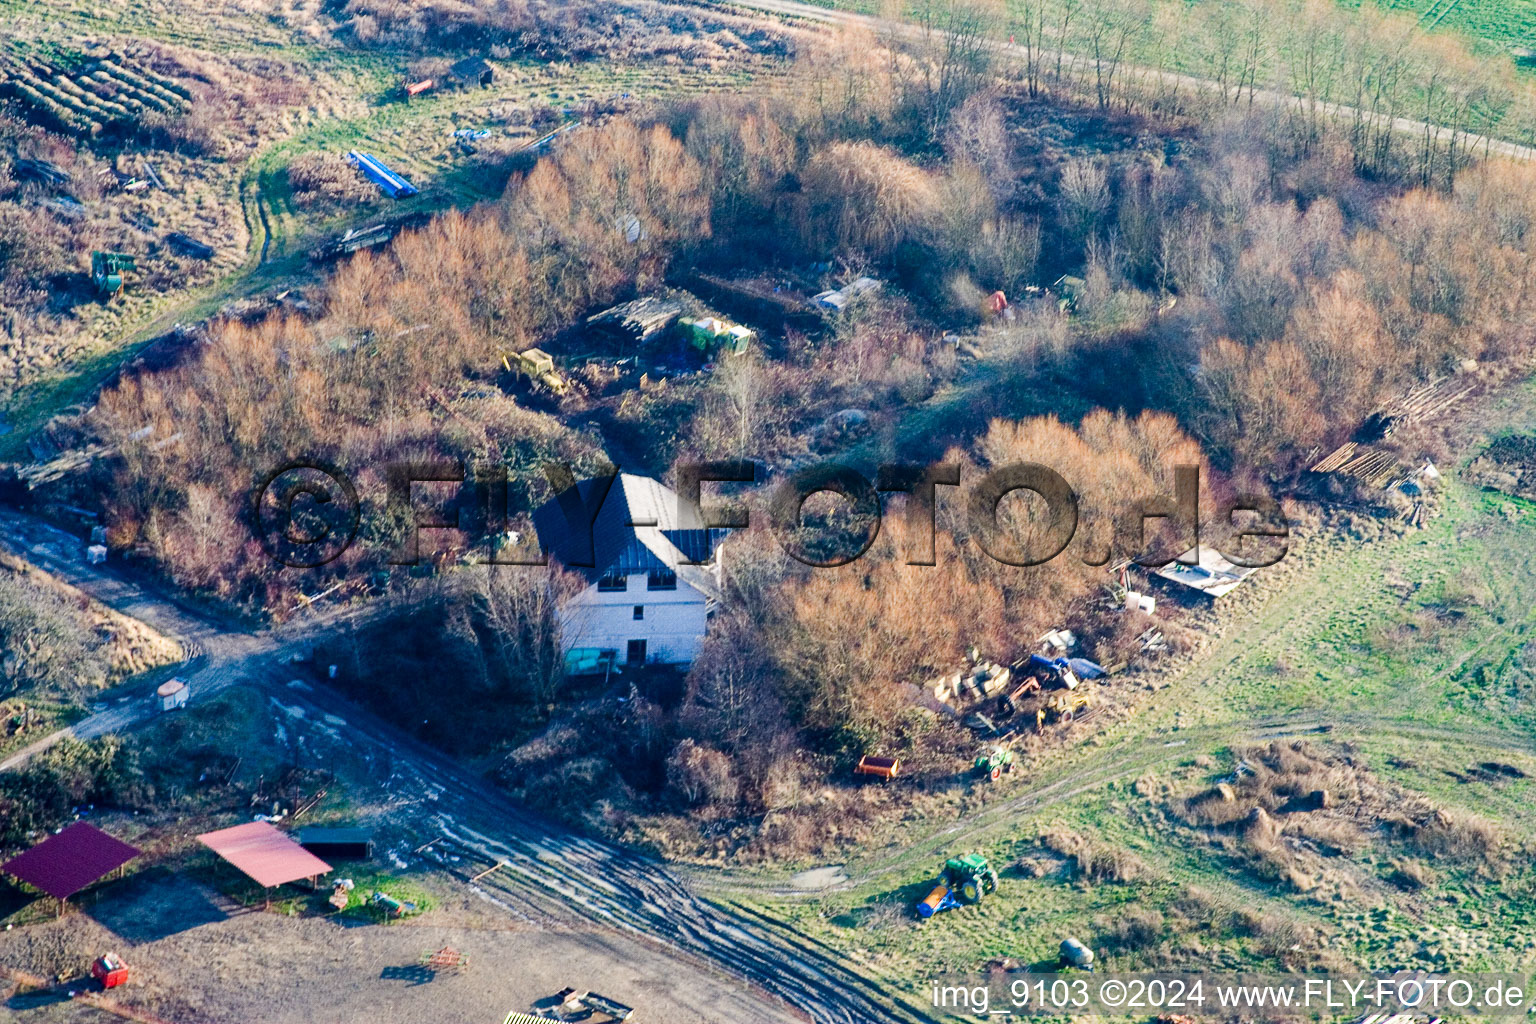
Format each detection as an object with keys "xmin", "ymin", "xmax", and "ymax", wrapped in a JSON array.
[
  {"xmin": 1154, "ymin": 545, "xmax": 1258, "ymax": 598},
  {"xmin": 533, "ymin": 474, "xmax": 727, "ymax": 595},
  {"xmin": 199, "ymin": 822, "xmax": 332, "ymax": 888},
  {"xmin": 1, "ymin": 822, "xmax": 140, "ymax": 901}
]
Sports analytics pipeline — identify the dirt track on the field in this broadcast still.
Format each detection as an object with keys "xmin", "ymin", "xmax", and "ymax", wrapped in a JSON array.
[
  {"xmin": 0, "ymin": 508, "xmax": 929, "ymax": 1024},
  {"xmin": 4, "ymin": 885, "xmax": 799, "ymax": 1024},
  {"xmin": 705, "ymin": 0, "xmax": 1536, "ymax": 164}
]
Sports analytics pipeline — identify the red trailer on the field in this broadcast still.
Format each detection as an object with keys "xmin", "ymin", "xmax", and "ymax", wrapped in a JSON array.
[
  {"xmin": 91, "ymin": 953, "xmax": 129, "ymax": 989},
  {"xmin": 855, "ymin": 755, "xmax": 900, "ymax": 780}
]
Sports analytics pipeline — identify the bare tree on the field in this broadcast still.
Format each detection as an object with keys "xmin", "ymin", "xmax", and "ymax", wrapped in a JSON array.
[
  {"xmin": 1053, "ymin": 0, "xmax": 1080, "ymax": 87},
  {"xmin": 1014, "ymin": 0, "xmax": 1047, "ymax": 98},
  {"xmin": 472, "ymin": 565, "xmax": 577, "ymax": 706},
  {"xmin": 943, "ymin": 90, "xmax": 1014, "ymax": 198},
  {"xmin": 890, "ymin": 0, "xmax": 1004, "ymax": 139},
  {"xmin": 714, "ymin": 349, "xmax": 767, "ymax": 456},
  {"xmin": 1082, "ymin": 0, "xmax": 1145, "ymax": 111},
  {"xmin": 1058, "ymin": 157, "xmax": 1111, "ymax": 246}
]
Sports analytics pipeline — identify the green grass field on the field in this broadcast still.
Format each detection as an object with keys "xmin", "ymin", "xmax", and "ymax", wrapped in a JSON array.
[
  {"xmin": 797, "ymin": 0, "xmax": 1536, "ymax": 148},
  {"xmin": 1337, "ymin": 0, "xmax": 1536, "ymax": 59},
  {"xmin": 802, "ymin": 0, "xmax": 1536, "ymax": 64},
  {"xmin": 722, "ymin": 380, "xmax": 1536, "ymax": 1009},
  {"xmin": 0, "ymin": 0, "xmax": 776, "ymax": 459}
]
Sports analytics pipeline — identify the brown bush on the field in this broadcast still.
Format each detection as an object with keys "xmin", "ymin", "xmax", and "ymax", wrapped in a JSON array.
[
  {"xmin": 1099, "ymin": 907, "xmax": 1165, "ymax": 952},
  {"xmin": 286, "ymin": 152, "xmax": 374, "ymax": 207},
  {"xmin": 1386, "ymin": 857, "xmax": 1435, "ymax": 890},
  {"xmin": 665, "ymin": 739, "xmax": 740, "ymax": 807},
  {"xmin": 800, "ymin": 141, "xmax": 941, "ymax": 261},
  {"xmin": 1040, "ymin": 825, "xmax": 1148, "ymax": 884},
  {"xmin": 1405, "ymin": 806, "xmax": 1505, "ymax": 867}
]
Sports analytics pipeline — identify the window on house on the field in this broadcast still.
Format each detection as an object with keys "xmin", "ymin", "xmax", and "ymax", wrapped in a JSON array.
[
  {"xmin": 647, "ymin": 569, "xmax": 677, "ymax": 591},
  {"xmin": 597, "ymin": 573, "xmax": 627, "ymax": 592},
  {"xmin": 633, "ymin": 605, "xmax": 644, "ymax": 620}
]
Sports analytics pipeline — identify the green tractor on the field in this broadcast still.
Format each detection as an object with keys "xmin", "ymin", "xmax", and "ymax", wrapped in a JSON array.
[
  {"xmin": 946, "ymin": 853, "xmax": 999, "ymax": 903},
  {"xmin": 974, "ymin": 744, "xmax": 1015, "ymax": 782},
  {"xmin": 916, "ymin": 853, "xmax": 1000, "ymax": 918},
  {"xmin": 92, "ymin": 251, "xmax": 137, "ymax": 297}
]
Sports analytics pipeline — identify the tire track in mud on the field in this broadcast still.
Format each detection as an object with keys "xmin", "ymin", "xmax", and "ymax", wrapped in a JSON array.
[{"xmin": 279, "ymin": 672, "xmax": 927, "ymax": 1024}]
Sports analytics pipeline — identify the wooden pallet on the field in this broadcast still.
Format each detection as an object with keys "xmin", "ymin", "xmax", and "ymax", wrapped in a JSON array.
[{"xmin": 421, "ymin": 946, "xmax": 469, "ymax": 972}]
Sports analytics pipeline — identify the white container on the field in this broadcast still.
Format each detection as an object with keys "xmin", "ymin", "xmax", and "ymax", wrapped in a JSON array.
[
  {"xmin": 157, "ymin": 678, "xmax": 189, "ymax": 712},
  {"xmin": 1138, "ymin": 595, "xmax": 1156, "ymax": 615},
  {"xmin": 86, "ymin": 545, "xmax": 107, "ymax": 565},
  {"xmin": 1124, "ymin": 590, "xmax": 1141, "ymax": 611}
]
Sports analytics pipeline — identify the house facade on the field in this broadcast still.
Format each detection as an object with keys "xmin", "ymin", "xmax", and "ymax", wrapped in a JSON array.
[{"xmin": 533, "ymin": 474, "xmax": 726, "ymax": 669}]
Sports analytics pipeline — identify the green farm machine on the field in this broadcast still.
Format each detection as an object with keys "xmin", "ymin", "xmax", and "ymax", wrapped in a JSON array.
[
  {"xmin": 974, "ymin": 744, "xmax": 1015, "ymax": 782},
  {"xmin": 914, "ymin": 853, "xmax": 999, "ymax": 919},
  {"xmin": 92, "ymin": 251, "xmax": 136, "ymax": 297}
]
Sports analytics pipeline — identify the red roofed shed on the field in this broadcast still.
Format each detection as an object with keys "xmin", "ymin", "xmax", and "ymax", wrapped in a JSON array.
[
  {"xmin": 198, "ymin": 822, "xmax": 331, "ymax": 889},
  {"xmin": 2, "ymin": 822, "xmax": 139, "ymax": 902}
]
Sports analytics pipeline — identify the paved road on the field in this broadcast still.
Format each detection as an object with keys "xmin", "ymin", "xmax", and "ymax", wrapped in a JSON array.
[
  {"xmin": 0, "ymin": 507, "xmax": 928, "ymax": 1024},
  {"xmin": 714, "ymin": 0, "xmax": 1536, "ymax": 164}
]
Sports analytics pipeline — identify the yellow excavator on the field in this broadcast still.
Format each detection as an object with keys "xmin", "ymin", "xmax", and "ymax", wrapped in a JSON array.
[
  {"xmin": 1036, "ymin": 691, "xmax": 1092, "ymax": 732},
  {"xmin": 500, "ymin": 347, "xmax": 569, "ymax": 394}
]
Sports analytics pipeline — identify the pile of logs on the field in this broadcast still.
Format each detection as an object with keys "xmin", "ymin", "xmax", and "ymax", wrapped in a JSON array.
[
  {"xmin": 1311, "ymin": 376, "xmax": 1476, "ymax": 487},
  {"xmin": 586, "ymin": 296, "xmax": 682, "ymax": 344}
]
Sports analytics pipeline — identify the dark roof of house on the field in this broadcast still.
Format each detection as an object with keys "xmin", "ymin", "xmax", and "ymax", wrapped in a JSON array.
[
  {"xmin": 532, "ymin": 474, "xmax": 726, "ymax": 595},
  {"xmin": 199, "ymin": 822, "xmax": 332, "ymax": 888},
  {"xmin": 448, "ymin": 57, "xmax": 493, "ymax": 79},
  {"xmin": 2, "ymin": 822, "xmax": 140, "ymax": 901}
]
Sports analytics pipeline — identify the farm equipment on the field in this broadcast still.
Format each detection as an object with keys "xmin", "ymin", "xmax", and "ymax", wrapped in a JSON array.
[
  {"xmin": 156, "ymin": 677, "xmax": 189, "ymax": 712},
  {"xmin": 547, "ymin": 989, "xmax": 635, "ymax": 1021},
  {"xmin": 1059, "ymin": 936, "xmax": 1096, "ymax": 970},
  {"xmin": 327, "ymin": 879, "xmax": 353, "ymax": 911},
  {"xmin": 502, "ymin": 347, "xmax": 569, "ymax": 394},
  {"xmin": 91, "ymin": 251, "xmax": 136, "ymax": 296},
  {"xmin": 915, "ymin": 853, "xmax": 999, "ymax": 919},
  {"xmin": 996, "ymin": 676, "xmax": 1041, "ymax": 717},
  {"xmin": 1051, "ymin": 274, "xmax": 1085, "ymax": 313},
  {"xmin": 973, "ymin": 745, "xmax": 1014, "ymax": 781},
  {"xmin": 313, "ymin": 222, "xmax": 397, "ymax": 261},
  {"xmin": 1023, "ymin": 653, "xmax": 1080, "ymax": 690},
  {"xmin": 420, "ymin": 946, "xmax": 470, "ymax": 973},
  {"xmin": 855, "ymin": 754, "xmax": 900, "ymax": 780},
  {"xmin": 1037, "ymin": 691, "xmax": 1092, "ymax": 732},
  {"xmin": 370, "ymin": 890, "xmax": 417, "ymax": 919}
]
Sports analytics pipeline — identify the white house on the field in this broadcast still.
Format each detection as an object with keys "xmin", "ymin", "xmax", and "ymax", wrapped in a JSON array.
[{"xmin": 533, "ymin": 473, "xmax": 727, "ymax": 669}]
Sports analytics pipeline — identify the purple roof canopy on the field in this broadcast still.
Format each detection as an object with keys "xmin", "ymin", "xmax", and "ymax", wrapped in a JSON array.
[{"xmin": 2, "ymin": 822, "xmax": 140, "ymax": 901}]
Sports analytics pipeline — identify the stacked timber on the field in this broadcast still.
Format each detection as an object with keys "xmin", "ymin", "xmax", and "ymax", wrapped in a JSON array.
[{"xmin": 586, "ymin": 296, "xmax": 683, "ymax": 345}]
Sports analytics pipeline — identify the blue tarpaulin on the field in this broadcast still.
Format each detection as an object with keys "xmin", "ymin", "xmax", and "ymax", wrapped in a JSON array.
[{"xmin": 346, "ymin": 150, "xmax": 418, "ymax": 198}]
